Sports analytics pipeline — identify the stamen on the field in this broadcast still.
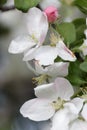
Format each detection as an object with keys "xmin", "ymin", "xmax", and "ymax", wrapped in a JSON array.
[
  {"xmin": 50, "ymin": 33, "xmax": 59, "ymax": 46},
  {"xmin": 81, "ymin": 87, "xmax": 87, "ymax": 100},
  {"xmin": 51, "ymin": 98, "xmax": 64, "ymax": 111},
  {"xmin": 32, "ymin": 74, "xmax": 50, "ymax": 85},
  {"xmin": 31, "ymin": 34, "xmax": 38, "ymax": 43}
]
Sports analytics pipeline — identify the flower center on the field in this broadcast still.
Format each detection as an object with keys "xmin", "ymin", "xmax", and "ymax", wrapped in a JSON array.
[
  {"xmin": 32, "ymin": 74, "xmax": 51, "ymax": 85},
  {"xmin": 31, "ymin": 34, "xmax": 38, "ymax": 43},
  {"xmin": 50, "ymin": 33, "xmax": 59, "ymax": 46},
  {"xmin": 51, "ymin": 97, "xmax": 64, "ymax": 111}
]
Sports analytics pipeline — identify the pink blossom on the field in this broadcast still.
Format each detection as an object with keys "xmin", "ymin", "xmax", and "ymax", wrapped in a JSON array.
[{"xmin": 44, "ymin": 6, "xmax": 58, "ymax": 23}]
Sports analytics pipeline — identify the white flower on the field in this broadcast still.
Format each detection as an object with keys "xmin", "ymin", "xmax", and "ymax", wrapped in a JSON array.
[
  {"xmin": 26, "ymin": 61, "xmax": 69, "ymax": 77},
  {"xmin": 79, "ymin": 39, "xmax": 87, "ymax": 56},
  {"xmin": 79, "ymin": 18, "xmax": 87, "ymax": 56},
  {"xmin": 39, "ymin": 0, "xmax": 61, "ymax": 10},
  {"xmin": 34, "ymin": 61, "xmax": 69, "ymax": 77},
  {"xmin": 8, "ymin": 7, "xmax": 48, "ymax": 55},
  {"xmin": 81, "ymin": 103, "xmax": 87, "ymax": 121},
  {"xmin": 24, "ymin": 40, "xmax": 76, "ymax": 65},
  {"xmin": 51, "ymin": 97, "xmax": 84, "ymax": 130},
  {"xmin": 70, "ymin": 119, "xmax": 87, "ymax": 130},
  {"xmin": 69, "ymin": 101, "xmax": 87, "ymax": 130},
  {"xmin": 20, "ymin": 77, "xmax": 74, "ymax": 121}
]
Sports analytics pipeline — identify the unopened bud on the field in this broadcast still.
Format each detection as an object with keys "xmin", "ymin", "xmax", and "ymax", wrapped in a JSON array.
[{"xmin": 44, "ymin": 6, "xmax": 58, "ymax": 23}]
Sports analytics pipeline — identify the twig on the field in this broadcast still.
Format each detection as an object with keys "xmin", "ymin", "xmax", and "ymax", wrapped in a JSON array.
[{"xmin": 0, "ymin": 5, "xmax": 15, "ymax": 12}]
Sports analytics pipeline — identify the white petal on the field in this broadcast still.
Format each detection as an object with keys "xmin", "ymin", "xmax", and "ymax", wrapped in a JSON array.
[
  {"xmin": 57, "ymin": 40, "xmax": 76, "ymax": 61},
  {"xmin": 35, "ymin": 62, "xmax": 48, "ymax": 74},
  {"xmin": 34, "ymin": 46, "xmax": 58, "ymax": 65},
  {"xmin": 34, "ymin": 83, "xmax": 58, "ymax": 101},
  {"xmin": 51, "ymin": 108, "xmax": 70, "ymax": 130},
  {"xmin": 46, "ymin": 62, "xmax": 69, "ymax": 77},
  {"xmin": 23, "ymin": 47, "xmax": 38, "ymax": 61},
  {"xmin": 8, "ymin": 35, "xmax": 36, "ymax": 54},
  {"xmin": 26, "ymin": 7, "xmax": 48, "ymax": 44},
  {"xmin": 71, "ymin": 97, "xmax": 84, "ymax": 113},
  {"xmin": 70, "ymin": 119, "xmax": 87, "ymax": 130},
  {"xmin": 84, "ymin": 29, "xmax": 87, "ymax": 38},
  {"xmin": 64, "ymin": 102, "xmax": 80, "ymax": 120},
  {"xmin": 39, "ymin": 0, "xmax": 61, "ymax": 10},
  {"xmin": 26, "ymin": 61, "xmax": 38, "ymax": 75},
  {"xmin": 20, "ymin": 98, "xmax": 55, "ymax": 121},
  {"xmin": 35, "ymin": 62, "xmax": 69, "ymax": 77},
  {"xmin": 81, "ymin": 104, "xmax": 87, "ymax": 121},
  {"xmin": 54, "ymin": 77, "xmax": 74, "ymax": 100},
  {"xmin": 79, "ymin": 39, "xmax": 87, "ymax": 56},
  {"xmin": 23, "ymin": 45, "xmax": 58, "ymax": 65}
]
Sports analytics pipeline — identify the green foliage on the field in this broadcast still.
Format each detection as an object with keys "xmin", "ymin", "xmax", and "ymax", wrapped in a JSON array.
[
  {"xmin": 56, "ymin": 22, "xmax": 76, "ymax": 46},
  {"xmin": 73, "ymin": 18, "xmax": 86, "ymax": 29},
  {"xmin": 74, "ymin": 0, "xmax": 87, "ymax": 14},
  {"xmin": 14, "ymin": 0, "xmax": 40, "ymax": 12},
  {"xmin": 70, "ymin": 18, "xmax": 86, "ymax": 51},
  {"xmin": 67, "ymin": 61, "xmax": 87, "ymax": 86},
  {"xmin": 0, "ymin": 0, "xmax": 7, "ymax": 6},
  {"xmin": 80, "ymin": 62, "xmax": 87, "ymax": 72},
  {"xmin": 73, "ymin": 18, "xmax": 86, "ymax": 40}
]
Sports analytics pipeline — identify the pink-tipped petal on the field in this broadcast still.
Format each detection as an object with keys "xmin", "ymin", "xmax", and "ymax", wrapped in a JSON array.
[{"xmin": 57, "ymin": 40, "xmax": 76, "ymax": 61}]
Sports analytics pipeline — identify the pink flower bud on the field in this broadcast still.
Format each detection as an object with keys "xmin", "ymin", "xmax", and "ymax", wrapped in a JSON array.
[{"xmin": 44, "ymin": 6, "xmax": 58, "ymax": 23}]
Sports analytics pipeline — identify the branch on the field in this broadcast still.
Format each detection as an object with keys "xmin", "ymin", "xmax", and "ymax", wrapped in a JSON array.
[{"xmin": 0, "ymin": 5, "xmax": 15, "ymax": 12}]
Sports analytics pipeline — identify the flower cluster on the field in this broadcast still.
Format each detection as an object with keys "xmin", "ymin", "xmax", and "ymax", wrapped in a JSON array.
[{"xmin": 8, "ymin": 0, "xmax": 87, "ymax": 130}]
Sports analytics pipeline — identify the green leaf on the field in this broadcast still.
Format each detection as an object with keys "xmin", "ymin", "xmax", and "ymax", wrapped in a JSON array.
[
  {"xmin": 80, "ymin": 62, "xmax": 87, "ymax": 72},
  {"xmin": 73, "ymin": 18, "xmax": 86, "ymax": 41},
  {"xmin": 56, "ymin": 22, "xmax": 76, "ymax": 45},
  {"xmin": 74, "ymin": 0, "xmax": 87, "ymax": 14},
  {"xmin": 67, "ymin": 61, "xmax": 87, "ymax": 86},
  {"xmin": 76, "ymin": 25, "xmax": 86, "ymax": 40},
  {"xmin": 0, "ymin": 0, "xmax": 7, "ymax": 6},
  {"xmin": 71, "ymin": 39, "xmax": 84, "ymax": 51},
  {"xmin": 73, "ymin": 18, "xmax": 86, "ymax": 29},
  {"xmin": 14, "ymin": 0, "xmax": 40, "ymax": 12}
]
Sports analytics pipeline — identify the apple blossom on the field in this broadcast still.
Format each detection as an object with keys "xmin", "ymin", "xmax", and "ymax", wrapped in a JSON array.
[
  {"xmin": 79, "ymin": 18, "xmax": 87, "ymax": 56},
  {"xmin": 79, "ymin": 39, "xmax": 87, "ymax": 56},
  {"xmin": 50, "ymin": 97, "xmax": 84, "ymax": 130},
  {"xmin": 70, "ymin": 119, "xmax": 87, "ymax": 130},
  {"xmin": 8, "ymin": 7, "xmax": 48, "ymax": 55},
  {"xmin": 26, "ymin": 61, "xmax": 69, "ymax": 77},
  {"xmin": 24, "ymin": 38, "xmax": 76, "ymax": 66},
  {"xmin": 20, "ymin": 77, "xmax": 74, "ymax": 121},
  {"xmin": 26, "ymin": 61, "xmax": 69, "ymax": 85},
  {"xmin": 44, "ymin": 6, "xmax": 58, "ymax": 23},
  {"xmin": 34, "ymin": 61, "xmax": 69, "ymax": 77},
  {"xmin": 81, "ymin": 103, "xmax": 87, "ymax": 121}
]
